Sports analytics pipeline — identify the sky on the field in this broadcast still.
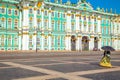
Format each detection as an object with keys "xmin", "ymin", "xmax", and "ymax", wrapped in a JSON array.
[{"xmin": 51, "ymin": 0, "xmax": 120, "ymax": 14}]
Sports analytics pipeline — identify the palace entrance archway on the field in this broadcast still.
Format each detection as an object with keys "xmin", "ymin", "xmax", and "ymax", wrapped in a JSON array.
[
  {"xmin": 94, "ymin": 37, "xmax": 99, "ymax": 50},
  {"xmin": 82, "ymin": 36, "xmax": 89, "ymax": 51}
]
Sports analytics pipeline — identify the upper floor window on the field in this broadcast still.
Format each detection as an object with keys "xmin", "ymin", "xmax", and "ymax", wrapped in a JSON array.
[
  {"xmin": 8, "ymin": 9, "xmax": 11, "ymax": 14},
  {"xmin": 44, "ymin": 10, "xmax": 47, "ymax": 16},
  {"xmin": 52, "ymin": 12, "xmax": 54, "ymax": 17},
  {"xmin": 29, "ymin": 8, "xmax": 32, "ymax": 13},
  {"xmin": 14, "ymin": 10, "xmax": 18, "ymax": 15},
  {"xmin": 58, "ymin": 12, "xmax": 60, "ymax": 18},
  {"xmin": 63, "ymin": 13, "xmax": 66, "ymax": 18},
  {"xmin": 71, "ymin": 14, "xmax": 74, "ymax": 19},
  {"xmin": 84, "ymin": 16, "xmax": 86, "ymax": 20},
  {"xmin": 37, "ymin": 9, "xmax": 40, "ymax": 14},
  {"xmin": 1, "ymin": 8, "xmax": 5, "ymax": 13}
]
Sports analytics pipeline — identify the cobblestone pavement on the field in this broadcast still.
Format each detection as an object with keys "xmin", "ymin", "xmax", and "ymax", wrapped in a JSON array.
[{"xmin": 0, "ymin": 51, "xmax": 120, "ymax": 80}]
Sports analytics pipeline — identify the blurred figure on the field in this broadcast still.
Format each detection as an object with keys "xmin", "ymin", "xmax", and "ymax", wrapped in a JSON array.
[{"xmin": 99, "ymin": 50, "xmax": 112, "ymax": 68}]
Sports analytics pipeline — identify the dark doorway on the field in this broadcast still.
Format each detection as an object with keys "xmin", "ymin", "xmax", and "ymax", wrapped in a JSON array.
[
  {"xmin": 71, "ymin": 35, "xmax": 76, "ymax": 51},
  {"xmin": 94, "ymin": 37, "xmax": 98, "ymax": 50},
  {"xmin": 82, "ymin": 36, "xmax": 89, "ymax": 51}
]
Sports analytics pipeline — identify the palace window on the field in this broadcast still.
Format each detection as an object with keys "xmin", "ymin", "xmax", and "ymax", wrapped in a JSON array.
[
  {"xmin": 79, "ymin": 16, "xmax": 81, "ymax": 20},
  {"xmin": 62, "ymin": 22, "xmax": 65, "ymax": 31},
  {"xmin": 63, "ymin": 13, "xmax": 66, "ymax": 18},
  {"xmin": 29, "ymin": 35, "xmax": 32, "ymax": 47},
  {"xmin": 1, "ymin": 8, "xmax": 5, "ymax": 13},
  {"xmin": 8, "ymin": 9, "xmax": 12, "ymax": 15},
  {"xmin": 44, "ymin": 37, "xmax": 48, "ymax": 46},
  {"xmin": 88, "ymin": 25, "xmax": 91, "ymax": 32},
  {"xmin": 94, "ymin": 25, "xmax": 97, "ymax": 33},
  {"xmin": 0, "ymin": 35, "xmax": 4, "ymax": 46},
  {"xmin": 51, "ymin": 37, "xmax": 54, "ymax": 47},
  {"xmin": 29, "ymin": 8, "xmax": 32, "ymax": 14},
  {"xmin": 29, "ymin": 17, "xmax": 33, "ymax": 28},
  {"xmin": 8, "ymin": 18, "xmax": 12, "ymax": 29},
  {"xmin": 14, "ymin": 19, "xmax": 18, "ymax": 29},
  {"xmin": 37, "ymin": 19, "xmax": 41, "ymax": 29},
  {"xmin": 88, "ymin": 17, "xmax": 91, "ymax": 21},
  {"xmin": 52, "ymin": 12, "xmax": 54, "ymax": 17},
  {"xmin": 94, "ymin": 17, "xmax": 96, "ymax": 22},
  {"xmin": 58, "ymin": 12, "xmax": 60, "ymax": 18},
  {"xmin": 51, "ymin": 21, "xmax": 54, "ymax": 31},
  {"xmin": 14, "ymin": 10, "xmax": 18, "ymax": 15},
  {"xmin": 37, "ymin": 9, "xmax": 40, "ymax": 14},
  {"xmin": 71, "ymin": 14, "xmax": 74, "ymax": 19},
  {"xmin": 44, "ymin": 10, "xmax": 47, "ymax": 16},
  {"xmin": 79, "ymin": 22, "xmax": 81, "ymax": 31},
  {"xmin": 14, "ymin": 37, "xmax": 18, "ymax": 47},
  {"xmin": 58, "ymin": 36, "xmax": 60, "ymax": 46},
  {"xmin": 1, "ymin": 18, "xmax": 5, "ymax": 29},
  {"xmin": 37, "ymin": 37, "xmax": 40, "ymax": 46},
  {"xmin": 71, "ymin": 23, "xmax": 75, "ymax": 32},
  {"xmin": 84, "ymin": 16, "xmax": 86, "ymax": 20},
  {"xmin": 44, "ymin": 20, "xmax": 48, "ymax": 29},
  {"xmin": 8, "ymin": 35, "xmax": 11, "ymax": 46},
  {"xmin": 58, "ymin": 21, "xmax": 60, "ymax": 31}
]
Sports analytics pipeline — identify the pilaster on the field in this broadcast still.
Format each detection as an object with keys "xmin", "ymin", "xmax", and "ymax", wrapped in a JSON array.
[
  {"xmin": 89, "ymin": 35, "xmax": 94, "ymax": 50},
  {"xmin": 22, "ymin": 4, "xmax": 29, "ymax": 50}
]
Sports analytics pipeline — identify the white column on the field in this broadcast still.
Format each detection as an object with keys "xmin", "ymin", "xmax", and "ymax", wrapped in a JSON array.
[
  {"xmin": 75, "ymin": 13, "xmax": 80, "ymax": 32},
  {"xmin": 98, "ymin": 38, "xmax": 102, "ymax": 50},
  {"xmin": 48, "ymin": 35, "xmax": 51, "ymax": 51},
  {"xmin": 111, "ymin": 22, "xmax": 113, "ymax": 34},
  {"xmin": 76, "ymin": 36, "xmax": 82, "ymax": 51},
  {"xmin": 68, "ymin": 36, "xmax": 71, "ymax": 51},
  {"xmin": 65, "ymin": 36, "xmax": 68, "ymax": 50},
  {"xmin": 114, "ymin": 39, "xmax": 117, "ymax": 50},
  {"xmin": 65, "ymin": 35, "xmax": 71, "ymax": 51},
  {"xmin": 81, "ymin": 16, "xmax": 84, "ymax": 32},
  {"xmin": 33, "ymin": 7, "xmax": 37, "ymax": 50},
  {"xmin": 114, "ymin": 22, "xmax": 116, "ymax": 34},
  {"xmin": 48, "ymin": 9, "xmax": 52, "ymax": 30},
  {"xmin": 19, "ymin": 11, "xmax": 22, "ymax": 50},
  {"xmin": 89, "ymin": 36, "xmax": 94, "ymax": 50},
  {"xmin": 97, "ymin": 16, "xmax": 101, "ymax": 34},
  {"xmin": 91, "ymin": 15, "xmax": 95, "ymax": 33},
  {"xmin": 22, "ymin": 5, "xmax": 29, "ymax": 50},
  {"xmin": 41, "ymin": 9, "xmax": 44, "ymax": 30},
  {"xmin": 66, "ymin": 11, "xmax": 71, "ymax": 32},
  {"xmin": 86, "ymin": 16, "xmax": 88, "ymax": 32},
  {"xmin": 41, "ymin": 35, "xmax": 44, "ymax": 50}
]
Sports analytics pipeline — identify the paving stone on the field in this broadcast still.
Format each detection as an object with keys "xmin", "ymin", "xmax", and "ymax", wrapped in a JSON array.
[
  {"xmin": 35, "ymin": 63, "xmax": 103, "ymax": 73},
  {"xmin": 0, "ymin": 63, "xmax": 11, "ymax": 67},
  {"xmin": 14, "ymin": 61, "xmax": 61, "ymax": 65},
  {"xmin": 80, "ymin": 71, "xmax": 120, "ymax": 80},
  {"xmin": 0, "ymin": 68, "xmax": 47, "ymax": 80},
  {"xmin": 47, "ymin": 78, "xmax": 68, "ymax": 80},
  {"xmin": 111, "ymin": 61, "xmax": 120, "ymax": 66}
]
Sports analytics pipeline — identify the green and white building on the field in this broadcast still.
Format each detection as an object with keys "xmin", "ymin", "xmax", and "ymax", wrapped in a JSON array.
[{"xmin": 0, "ymin": 0, "xmax": 120, "ymax": 51}]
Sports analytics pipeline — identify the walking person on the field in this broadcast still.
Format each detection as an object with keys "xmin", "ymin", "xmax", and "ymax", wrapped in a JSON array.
[{"xmin": 99, "ymin": 50, "xmax": 112, "ymax": 68}]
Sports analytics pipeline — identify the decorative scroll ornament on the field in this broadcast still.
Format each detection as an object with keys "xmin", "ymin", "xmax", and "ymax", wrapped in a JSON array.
[{"xmin": 37, "ymin": 2, "xmax": 42, "ymax": 8}]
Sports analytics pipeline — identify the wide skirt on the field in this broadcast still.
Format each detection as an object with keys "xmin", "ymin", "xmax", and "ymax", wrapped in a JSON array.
[{"xmin": 99, "ymin": 56, "xmax": 112, "ymax": 68}]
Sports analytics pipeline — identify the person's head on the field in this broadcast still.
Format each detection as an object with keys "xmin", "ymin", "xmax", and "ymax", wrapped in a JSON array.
[{"xmin": 107, "ymin": 51, "xmax": 110, "ymax": 54}]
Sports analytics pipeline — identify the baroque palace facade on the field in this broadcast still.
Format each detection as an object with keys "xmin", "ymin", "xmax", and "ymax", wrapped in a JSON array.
[{"xmin": 0, "ymin": 0, "xmax": 120, "ymax": 51}]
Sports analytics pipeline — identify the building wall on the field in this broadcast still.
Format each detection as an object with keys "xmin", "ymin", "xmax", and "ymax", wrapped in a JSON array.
[{"xmin": 0, "ymin": 0, "xmax": 120, "ymax": 51}]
